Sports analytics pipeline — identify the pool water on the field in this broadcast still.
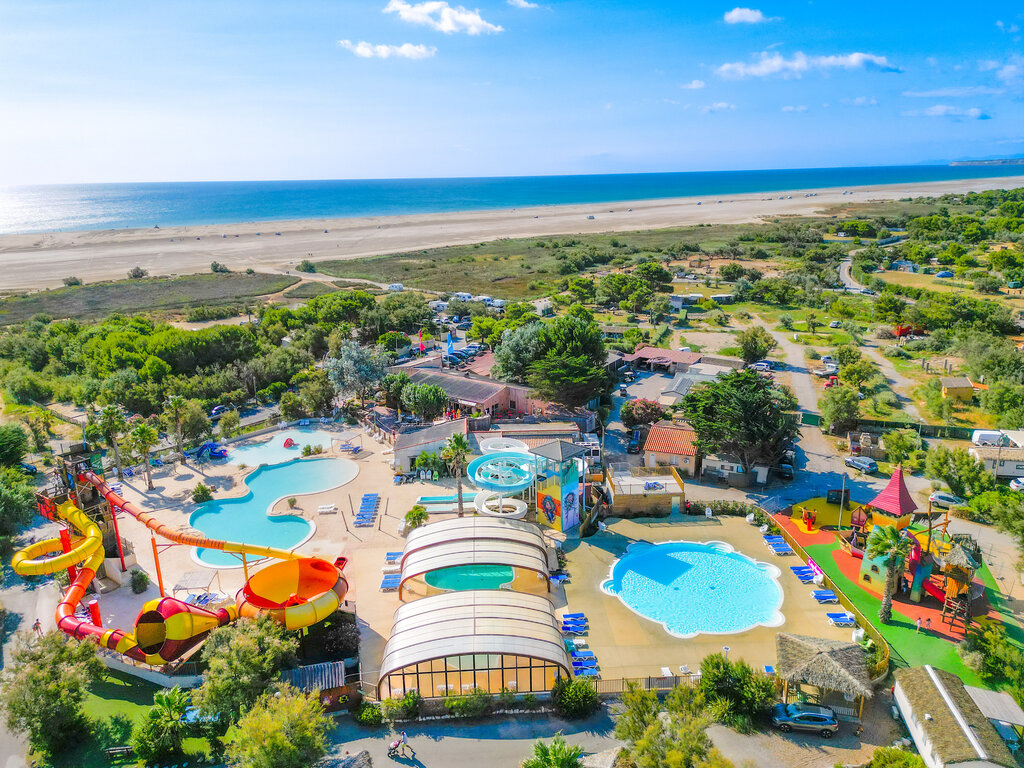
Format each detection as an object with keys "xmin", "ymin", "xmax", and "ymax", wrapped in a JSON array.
[
  {"xmin": 228, "ymin": 428, "xmax": 340, "ymax": 466},
  {"xmin": 601, "ymin": 541, "xmax": 784, "ymax": 638},
  {"xmin": 424, "ymin": 564, "xmax": 515, "ymax": 591},
  {"xmin": 190, "ymin": 457, "xmax": 357, "ymax": 567}
]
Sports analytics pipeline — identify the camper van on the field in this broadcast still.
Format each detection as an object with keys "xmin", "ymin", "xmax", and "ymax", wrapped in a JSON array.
[
  {"xmin": 452, "ymin": 292, "xmax": 473, "ymax": 302},
  {"xmin": 428, "ymin": 300, "xmax": 448, "ymax": 313},
  {"xmin": 490, "ymin": 298, "xmax": 507, "ymax": 309},
  {"xmin": 387, "ymin": 283, "xmax": 404, "ymax": 292},
  {"xmin": 972, "ymin": 430, "xmax": 1005, "ymax": 447},
  {"xmin": 473, "ymin": 295, "xmax": 493, "ymax": 306}
]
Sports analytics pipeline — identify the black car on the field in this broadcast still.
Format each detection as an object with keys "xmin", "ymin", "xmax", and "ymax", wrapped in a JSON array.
[{"xmin": 627, "ymin": 429, "xmax": 642, "ymax": 453}]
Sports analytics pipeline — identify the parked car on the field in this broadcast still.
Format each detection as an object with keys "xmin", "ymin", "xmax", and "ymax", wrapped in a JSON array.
[
  {"xmin": 627, "ymin": 429, "xmax": 642, "ymax": 453},
  {"xmin": 828, "ymin": 320, "xmax": 841, "ymax": 328},
  {"xmin": 771, "ymin": 703, "xmax": 839, "ymax": 737},
  {"xmin": 777, "ymin": 464, "xmax": 795, "ymax": 480},
  {"xmin": 820, "ymin": 355, "xmax": 837, "ymax": 365},
  {"xmin": 929, "ymin": 491, "xmax": 965, "ymax": 509},
  {"xmin": 845, "ymin": 456, "xmax": 877, "ymax": 474},
  {"xmin": 210, "ymin": 405, "xmax": 231, "ymax": 418},
  {"xmin": 19, "ymin": 462, "xmax": 38, "ymax": 476},
  {"xmin": 1010, "ymin": 478, "xmax": 1024, "ymax": 492},
  {"xmin": 749, "ymin": 362, "xmax": 772, "ymax": 372}
]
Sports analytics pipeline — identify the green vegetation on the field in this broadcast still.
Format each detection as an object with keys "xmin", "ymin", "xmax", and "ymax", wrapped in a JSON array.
[
  {"xmin": 130, "ymin": 686, "xmax": 190, "ymax": 763},
  {"xmin": 224, "ymin": 685, "xmax": 330, "ymax": 768},
  {"xmin": 441, "ymin": 433, "xmax": 471, "ymax": 518},
  {"xmin": 129, "ymin": 568, "xmax": 150, "ymax": 594},
  {"xmin": 0, "ymin": 272, "xmax": 298, "ymax": 324},
  {"xmin": 192, "ymin": 482, "xmax": 214, "ymax": 503},
  {"xmin": 865, "ymin": 525, "xmax": 914, "ymax": 623},
  {"xmin": 283, "ymin": 281, "xmax": 338, "ymax": 299},
  {"xmin": 405, "ymin": 503, "xmax": 428, "ymax": 529},
  {"xmin": 521, "ymin": 734, "xmax": 585, "ymax": 768},
  {"xmin": 550, "ymin": 678, "xmax": 599, "ymax": 719},
  {"xmin": 620, "ymin": 399, "xmax": 666, "ymax": 430}
]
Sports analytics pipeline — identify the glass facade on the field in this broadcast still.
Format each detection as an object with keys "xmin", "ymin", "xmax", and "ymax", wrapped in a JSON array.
[{"xmin": 380, "ymin": 653, "xmax": 564, "ymax": 699}]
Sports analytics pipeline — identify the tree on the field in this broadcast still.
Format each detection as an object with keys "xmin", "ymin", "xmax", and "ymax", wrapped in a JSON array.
[
  {"xmin": 0, "ymin": 632, "xmax": 103, "ymax": 756},
  {"xmin": 441, "ymin": 433, "xmax": 471, "ymax": 518},
  {"xmin": 567, "ymin": 277, "xmax": 596, "ymax": 304},
  {"xmin": 163, "ymin": 395, "xmax": 187, "ymax": 458},
  {"xmin": 833, "ymin": 344, "xmax": 862, "ymax": 367},
  {"xmin": 840, "ymin": 358, "xmax": 875, "ymax": 389},
  {"xmin": 620, "ymin": 399, "xmax": 666, "ymax": 430},
  {"xmin": 866, "ymin": 747, "xmax": 926, "ymax": 768},
  {"xmin": 377, "ymin": 331, "xmax": 409, "ymax": 352},
  {"xmin": 324, "ymin": 341, "xmax": 390, "ymax": 405},
  {"xmin": 0, "ymin": 468, "xmax": 35, "ymax": 552},
  {"xmin": 736, "ymin": 327, "xmax": 777, "ymax": 364},
  {"xmin": 866, "ymin": 525, "xmax": 914, "ymax": 623},
  {"xmin": 925, "ymin": 445, "xmax": 994, "ymax": 498},
  {"xmin": 718, "ymin": 263, "xmax": 745, "ymax": 282},
  {"xmin": 405, "ymin": 504, "xmax": 429, "ymax": 529},
  {"xmin": 400, "ymin": 383, "xmax": 448, "ymax": 421},
  {"xmin": 805, "ymin": 311, "xmax": 821, "ymax": 335},
  {"xmin": 224, "ymin": 685, "xmax": 330, "ymax": 768},
  {"xmin": 884, "ymin": 429, "xmax": 925, "ymax": 471},
  {"xmin": 648, "ymin": 295, "xmax": 672, "ymax": 323},
  {"xmin": 632, "ymin": 262, "xmax": 673, "ymax": 292},
  {"xmin": 380, "ymin": 372, "xmax": 411, "ymax": 409},
  {"xmin": 820, "ymin": 385, "xmax": 860, "ymax": 433},
  {"xmin": 680, "ymin": 369, "xmax": 798, "ymax": 474},
  {"xmin": 697, "ymin": 653, "xmax": 776, "ymax": 724},
  {"xmin": 193, "ymin": 615, "xmax": 298, "ymax": 724},
  {"xmin": 0, "ymin": 424, "xmax": 29, "ymax": 466},
  {"xmin": 521, "ymin": 733, "xmax": 584, "ymax": 768},
  {"xmin": 180, "ymin": 399, "xmax": 212, "ymax": 444},
  {"xmin": 614, "ymin": 681, "xmax": 659, "ymax": 744},
  {"xmin": 210, "ymin": 261, "xmax": 230, "ymax": 273},
  {"xmin": 126, "ymin": 421, "xmax": 159, "ymax": 490},
  {"xmin": 95, "ymin": 404, "xmax": 127, "ymax": 480},
  {"xmin": 219, "ymin": 410, "xmax": 241, "ymax": 440},
  {"xmin": 529, "ymin": 354, "xmax": 607, "ymax": 407},
  {"xmin": 974, "ymin": 275, "xmax": 1002, "ymax": 294},
  {"xmin": 492, "ymin": 322, "xmax": 545, "ymax": 383},
  {"xmin": 131, "ymin": 686, "xmax": 190, "ymax": 763},
  {"xmin": 298, "ymin": 369, "xmax": 336, "ymax": 415}
]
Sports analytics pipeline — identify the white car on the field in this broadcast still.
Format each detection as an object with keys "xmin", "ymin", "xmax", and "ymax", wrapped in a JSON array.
[
  {"xmin": 1010, "ymin": 478, "xmax": 1024, "ymax": 492},
  {"xmin": 929, "ymin": 491, "xmax": 965, "ymax": 509},
  {"xmin": 829, "ymin": 320, "xmax": 841, "ymax": 328}
]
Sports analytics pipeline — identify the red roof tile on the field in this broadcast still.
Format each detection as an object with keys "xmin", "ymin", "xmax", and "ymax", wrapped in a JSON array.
[
  {"xmin": 643, "ymin": 422, "xmax": 697, "ymax": 456},
  {"xmin": 868, "ymin": 465, "xmax": 918, "ymax": 518}
]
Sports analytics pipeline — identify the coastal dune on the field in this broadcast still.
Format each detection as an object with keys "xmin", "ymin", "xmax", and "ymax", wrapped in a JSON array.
[{"xmin": 3, "ymin": 174, "xmax": 1023, "ymax": 293}]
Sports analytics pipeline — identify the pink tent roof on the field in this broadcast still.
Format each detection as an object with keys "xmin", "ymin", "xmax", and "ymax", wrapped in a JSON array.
[{"xmin": 868, "ymin": 465, "xmax": 918, "ymax": 518}]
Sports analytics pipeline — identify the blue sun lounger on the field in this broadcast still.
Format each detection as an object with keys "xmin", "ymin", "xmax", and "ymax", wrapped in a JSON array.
[
  {"xmin": 827, "ymin": 612, "xmax": 856, "ymax": 627},
  {"xmin": 562, "ymin": 613, "xmax": 586, "ymax": 620},
  {"xmin": 572, "ymin": 658, "xmax": 597, "ymax": 669},
  {"xmin": 562, "ymin": 617, "xmax": 587, "ymax": 626},
  {"xmin": 812, "ymin": 590, "xmax": 838, "ymax": 603},
  {"xmin": 380, "ymin": 577, "xmax": 401, "ymax": 592},
  {"xmin": 575, "ymin": 668, "xmax": 599, "ymax": 678},
  {"xmin": 763, "ymin": 665, "xmax": 775, "ymax": 676},
  {"xmin": 561, "ymin": 625, "xmax": 586, "ymax": 635},
  {"xmin": 770, "ymin": 543, "xmax": 793, "ymax": 555},
  {"xmin": 570, "ymin": 650, "xmax": 595, "ymax": 659},
  {"xmin": 385, "ymin": 551, "xmax": 403, "ymax": 563}
]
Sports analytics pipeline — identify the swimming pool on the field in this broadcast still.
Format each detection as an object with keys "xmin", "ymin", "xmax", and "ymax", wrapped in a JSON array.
[
  {"xmin": 424, "ymin": 564, "xmax": 515, "ymax": 591},
  {"xmin": 190, "ymin": 457, "xmax": 358, "ymax": 568},
  {"xmin": 601, "ymin": 540, "xmax": 784, "ymax": 638},
  {"xmin": 228, "ymin": 427, "xmax": 341, "ymax": 466}
]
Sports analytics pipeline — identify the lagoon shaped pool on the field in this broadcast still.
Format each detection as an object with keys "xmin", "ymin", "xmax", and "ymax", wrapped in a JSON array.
[
  {"xmin": 601, "ymin": 540, "xmax": 784, "ymax": 638},
  {"xmin": 228, "ymin": 428, "xmax": 340, "ymax": 466},
  {"xmin": 190, "ymin": 457, "xmax": 357, "ymax": 568}
]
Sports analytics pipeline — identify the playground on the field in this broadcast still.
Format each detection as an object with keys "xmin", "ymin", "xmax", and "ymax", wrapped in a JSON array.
[{"xmin": 775, "ymin": 467, "xmax": 1024, "ymax": 685}]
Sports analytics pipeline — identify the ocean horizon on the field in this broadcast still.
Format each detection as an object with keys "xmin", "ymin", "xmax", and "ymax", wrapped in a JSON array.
[{"xmin": 2, "ymin": 164, "xmax": 1023, "ymax": 236}]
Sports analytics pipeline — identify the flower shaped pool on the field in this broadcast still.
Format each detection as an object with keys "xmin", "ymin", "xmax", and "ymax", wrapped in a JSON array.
[{"xmin": 601, "ymin": 540, "xmax": 784, "ymax": 638}]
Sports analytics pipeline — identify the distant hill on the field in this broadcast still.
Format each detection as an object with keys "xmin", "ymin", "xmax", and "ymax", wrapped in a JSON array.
[{"xmin": 950, "ymin": 158, "xmax": 1024, "ymax": 166}]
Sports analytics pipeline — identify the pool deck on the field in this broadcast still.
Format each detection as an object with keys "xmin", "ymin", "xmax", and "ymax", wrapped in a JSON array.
[{"xmin": 560, "ymin": 515, "xmax": 854, "ymax": 681}]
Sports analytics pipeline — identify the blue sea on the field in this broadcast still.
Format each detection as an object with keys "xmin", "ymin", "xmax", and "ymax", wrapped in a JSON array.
[{"xmin": 2, "ymin": 164, "xmax": 1023, "ymax": 235}]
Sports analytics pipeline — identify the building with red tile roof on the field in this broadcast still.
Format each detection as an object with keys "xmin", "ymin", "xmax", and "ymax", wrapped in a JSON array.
[{"xmin": 642, "ymin": 421, "xmax": 698, "ymax": 476}]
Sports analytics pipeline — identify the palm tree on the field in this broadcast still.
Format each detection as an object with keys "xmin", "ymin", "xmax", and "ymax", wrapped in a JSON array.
[
  {"xmin": 441, "ymin": 433, "xmax": 471, "ymax": 518},
  {"xmin": 147, "ymin": 686, "xmax": 189, "ymax": 757},
  {"xmin": 127, "ymin": 421, "xmax": 160, "ymax": 491},
  {"xmin": 163, "ymin": 395, "xmax": 186, "ymax": 460},
  {"xmin": 866, "ymin": 524, "xmax": 914, "ymax": 623},
  {"xmin": 96, "ymin": 404, "xmax": 127, "ymax": 480},
  {"xmin": 521, "ymin": 734, "xmax": 584, "ymax": 768}
]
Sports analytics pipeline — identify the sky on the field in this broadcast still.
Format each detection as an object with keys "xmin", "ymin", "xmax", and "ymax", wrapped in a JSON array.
[{"xmin": 1, "ymin": 0, "xmax": 1023, "ymax": 184}]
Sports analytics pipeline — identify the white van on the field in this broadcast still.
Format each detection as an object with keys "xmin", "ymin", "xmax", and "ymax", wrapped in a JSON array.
[
  {"xmin": 490, "ymin": 298, "xmax": 507, "ymax": 309},
  {"xmin": 387, "ymin": 283, "xmax": 404, "ymax": 292},
  {"xmin": 452, "ymin": 292, "xmax": 472, "ymax": 302},
  {"xmin": 972, "ymin": 430, "xmax": 1005, "ymax": 446},
  {"xmin": 474, "ymin": 295, "xmax": 493, "ymax": 305},
  {"xmin": 428, "ymin": 300, "xmax": 448, "ymax": 312}
]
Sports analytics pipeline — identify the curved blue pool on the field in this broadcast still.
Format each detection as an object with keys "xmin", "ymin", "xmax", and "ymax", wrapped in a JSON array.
[
  {"xmin": 227, "ymin": 427, "xmax": 340, "ymax": 466},
  {"xmin": 601, "ymin": 540, "xmax": 784, "ymax": 638},
  {"xmin": 189, "ymin": 457, "xmax": 357, "ymax": 568}
]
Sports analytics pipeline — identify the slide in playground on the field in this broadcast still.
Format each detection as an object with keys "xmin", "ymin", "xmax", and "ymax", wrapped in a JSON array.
[{"xmin": 11, "ymin": 471, "xmax": 347, "ymax": 666}]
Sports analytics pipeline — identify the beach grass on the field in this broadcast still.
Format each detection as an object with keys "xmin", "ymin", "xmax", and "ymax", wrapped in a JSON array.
[
  {"xmin": 282, "ymin": 281, "xmax": 341, "ymax": 299},
  {"xmin": 0, "ymin": 272, "xmax": 298, "ymax": 324}
]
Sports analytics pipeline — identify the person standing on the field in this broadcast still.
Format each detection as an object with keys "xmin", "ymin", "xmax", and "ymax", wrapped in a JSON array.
[
  {"xmin": 915, "ymin": 616, "xmax": 922, "ymax": 633},
  {"xmin": 32, "ymin": 618, "xmax": 42, "ymax": 636},
  {"xmin": 400, "ymin": 730, "xmax": 411, "ymax": 756}
]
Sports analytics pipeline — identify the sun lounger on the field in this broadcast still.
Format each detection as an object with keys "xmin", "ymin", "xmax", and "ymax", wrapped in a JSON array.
[
  {"xmin": 382, "ymin": 565, "xmax": 400, "ymax": 574},
  {"xmin": 763, "ymin": 665, "xmax": 775, "ymax": 675},
  {"xmin": 563, "ymin": 612, "xmax": 586, "ymax": 620},
  {"xmin": 661, "ymin": 667, "xmax": 673, "ymax": 677},
  {"xmin": 549, "ymin": 574, "xmax": 570, "ymax": 583},
  {"xmin": 791, "ymin": 570, "xmax": 815, "ymax": 583},
  {"xmin": 571, "ymin": 639, "xmax": 588, "ymax": 649},
  {"xmin": 570, "ymin": 650, "xmax": 595, "ymax": 659},
  {"xmin": 561, "ymin": 618, "xmax": 587, "ymax": 626},
  {"xmin": 770, "ymin": 544, "xmax": 793, "ymax": 555},
  {"xmin": 385, "ymin": 551, "xmax": 403, "ymax": 563},
  {"xmin": 299, "ymin": 419, "xmax": 310, "ymax": 426},
  {"xmin": 572, "ymin": 658, "xmax": 597, "ymax": 668},
  {"xmin": 827, "ymin": 612, "xmax": 856, "ymax": 627},
  {"xmin": 354, "ymin": 520, "xmax": 374, "ymax": 527},
  {"xmin": 679, "ymin": 665, "xmax": 691, "ymax": 675},
  {"xmin": 561, "ymin": 626, "xmax": 586, "ymax": 636},
  {"xmin": 380, "ymin": 578, "xmax": 400, "ymax": 592},
  {"xmin": 763, "ymin": 535, "xmax": 785, "ymax": 543},
  {"xmin": 812, "ymin": 590, "xmax": 839, "ymax": 604},
  {"xmin": 575, "ymin": 668, "xmax": 599, "ymax": 678}
]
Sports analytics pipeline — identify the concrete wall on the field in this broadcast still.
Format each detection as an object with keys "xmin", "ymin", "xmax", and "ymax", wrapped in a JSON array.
[{"xmin": 643, "ymin": 451, "xmax": 696, "ymax": 476}]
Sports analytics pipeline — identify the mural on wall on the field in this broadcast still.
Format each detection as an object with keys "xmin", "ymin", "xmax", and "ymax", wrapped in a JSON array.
[{"xmin": 537, "ymin": 459, "xmax": 581, "ymax": 532}]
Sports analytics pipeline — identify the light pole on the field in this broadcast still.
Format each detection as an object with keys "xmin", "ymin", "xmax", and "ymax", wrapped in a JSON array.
[{"xmin": 723, "ymin": 646, "xmax": 730, "ymax": 661}]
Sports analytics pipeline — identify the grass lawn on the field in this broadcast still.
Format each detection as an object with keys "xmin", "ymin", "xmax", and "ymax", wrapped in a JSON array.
[
  {"xmin": 0, "ymin": 273, "xmax": 299, "ymax": 324},
  {"xmin": 877, "ymin": 270, "xmax": 1024, "ymax": 313},
  {"xmin": 282, "ymin": 281, "xmax": 341, "ymax": 299}
]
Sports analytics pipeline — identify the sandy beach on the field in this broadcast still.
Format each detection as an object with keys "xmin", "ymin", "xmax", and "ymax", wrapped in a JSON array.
[{"xmin": 3, "ymin": 174, "xmax": 1023, "ymax": 293}]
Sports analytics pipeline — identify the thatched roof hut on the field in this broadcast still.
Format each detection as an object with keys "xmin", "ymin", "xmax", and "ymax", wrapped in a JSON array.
[
  {"xmin": 775, "ymin": 633, "xmax": 872, "ymax": 699},
  {"xmin": 942, "ymin": 542, "xmax": 980, "ymax": 573}
]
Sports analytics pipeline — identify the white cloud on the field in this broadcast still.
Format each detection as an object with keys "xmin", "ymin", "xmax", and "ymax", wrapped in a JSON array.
[
  {"xmin": 926, "ymin": 56, "xmax": 938, "ymax": 67},
  {"xmin": 507, "ymin": 0, "xmax": 538, "ymax": 7},
  {"xmin": 781, "ymin": 105, "xmax": 807, "ymax": 112},
  {"xmin": 996, "ymin": 20, "xmax": 1021, "ymax": 34},
  {"xmin": 903, "ymin": 85, "xmax": 1003, "ymax": 97},
  {"xmin": 717, "ymin": 51, "xmax": 901, "ymax": 79},
  {"xmin": 338, "ymin": 39, "xmax": 437, "ymax": 59},
  {"xmin": 699, "ymin": 102, "xmax": 735, "ymax": 113},
  {"xmin": 680, "ymin": 79, "xmax": 705, "ymax": 90},
  {"xmin": 902, "ymin": 104, "xmax": 990, "ymax": 119},
  {"xmin": 978, "ymin": 59, "xmax": 1001, "ymax": 71},
  {"xmin": 723, "ymin": 7, "xmax": 775, "ymax": 24},
  {"xmin": 997, "ymin": 56, "xmax": 1023, "ymax": 85},
  {"xmin": 383, "ymin": 0, "xmax": 503, "ymax": 35},
  {"xmin": 842, "ymin": 96, "xmax": 877, "ymax": 106}
]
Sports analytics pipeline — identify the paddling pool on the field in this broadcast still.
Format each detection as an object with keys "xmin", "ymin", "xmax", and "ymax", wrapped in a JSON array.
[
  {"xmin": 424, "ymin": 564, "xmax": 515, "ymax": 591},
  {"xmin": 228, "ymin": 427, "xmax": 340, "ymax": 466},
  {"xmin": 190, "ymin": 457, "xmax": 357, "ymax": 568},
  {"xmin": 601, "ymin": 540, "xmax": 784, "ymax": 638}
]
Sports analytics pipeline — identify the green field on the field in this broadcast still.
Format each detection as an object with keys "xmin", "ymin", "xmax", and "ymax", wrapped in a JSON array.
[
  {"xmin": 0, "ymin": 272, "xmax": 299, "ymax": 324},
  {"xmin": 282, "ymin": 280, "xmax": 342, "ymax": 299}
]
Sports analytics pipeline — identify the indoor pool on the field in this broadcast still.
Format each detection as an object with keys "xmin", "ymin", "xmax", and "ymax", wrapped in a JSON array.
[
  {"xmin": 601, "ymin": 540, "xmax": 784, "ymax": 638},
  {"xmin": 424, "ymin": 564, "xmax": 515, "ymax": 591},
  {"xmin": 190, "ymin": 457, "xmax": 358, "ymax": 567},
  {"xmin": 228, "ymin": 427, "xmax": 341, "ymax": 466}
]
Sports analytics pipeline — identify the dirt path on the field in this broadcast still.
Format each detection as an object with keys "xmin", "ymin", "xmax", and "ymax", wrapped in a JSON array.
[{"xmin": 861, "ymin": 343, "xmax": 924, "ymax": 421}]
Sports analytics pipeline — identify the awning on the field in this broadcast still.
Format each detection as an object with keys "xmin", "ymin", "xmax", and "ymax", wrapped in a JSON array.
[
  {"xmin": 966, "ymin": 685, "xmax": 1024, "ymax": 727},
  {"xmin": 171, "ymin": 570, "xmax": 216, "ymax": 594}
]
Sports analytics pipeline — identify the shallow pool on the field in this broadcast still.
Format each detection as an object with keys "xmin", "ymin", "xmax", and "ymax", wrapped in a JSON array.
[
  {"xmin": 190, "ymin": 457, "xmax": 357, "ymax": 567},
  {"xmin": 228, "ymin": 428, "xmax": 341, "ymax": 466},
  {"xmin": 601, "ymin": 540, "xmax": 783, "ymax": 638},
  {"xmin": 424, "ymin": 564, "xmax": 515, "ymax": 591}
]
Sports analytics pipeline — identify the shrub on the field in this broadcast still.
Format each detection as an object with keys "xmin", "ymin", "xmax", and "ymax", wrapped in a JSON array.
[
  {"xmin": 405, "ymin": 504, "xmax": 428, "ymax": 530},
  {"xmin": 130, "ymin": 569, "xmax": 150, "ymax": 594},
  {"xmin": 301, "ymin": 443, "xmax": 323, "ymax": 456},
  {"xmin": 210, "ymin": 261, "xmax": 230, "ymax": 273},
  {"xmin": 443, "ymin": 688, "xmax": 492, "ymax": 718},
  {"xmin": 127, "ymin": 266, "xmax": 148, "ymax": 279},
  {"xmin": 523, "ymin": 693, "xmax": 539, "ymax": 709},
  {"xmin": 297, "ymin": 259, "xmax": 317, "ymax": 273},
  {"xmin": 287, "ymin": 497, "xmax": 297, "ymax": 508},
  {"xmin": 321, "ymin": 620, "xmax": 360, "ymax": 659},
  {"xmin": 353, "ymin": 701, "xmax": 383, "ymax": 727},
  {"xmin": 192, "ymin": 483, "xmax": 213, "ymax": 503},
  {"xmin": 62, "ymin": 276, "xmax": 83, "ymax": 287},
  {"xmin": 697, "ymin": 653, "xmax": 775, "ymax": 726},
  {"xmin": 380, "ymin": 691, "xmax": 422, "ymax": 723},
  {"xmin": 551, "ymin": 678, "xmax": 599, "ymax": 719}
]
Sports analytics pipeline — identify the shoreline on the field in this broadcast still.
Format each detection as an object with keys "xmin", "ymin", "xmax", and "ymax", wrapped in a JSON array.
[{"xmin": 3, "ymin": 174, "xmax": 1023, "ymax": 293}]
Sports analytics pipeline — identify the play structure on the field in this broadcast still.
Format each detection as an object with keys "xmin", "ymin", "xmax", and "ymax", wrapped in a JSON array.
[
  {"xmin": 283, "ymin": 438, "xmax": 297, "ymax": 449},
  {"xmin": 11, "ymin": 444, "xmax": 347, "ymax": 666},
  {"xmin": 195, "ymin": 441, "xmax": 228, "ymax": 460}
]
